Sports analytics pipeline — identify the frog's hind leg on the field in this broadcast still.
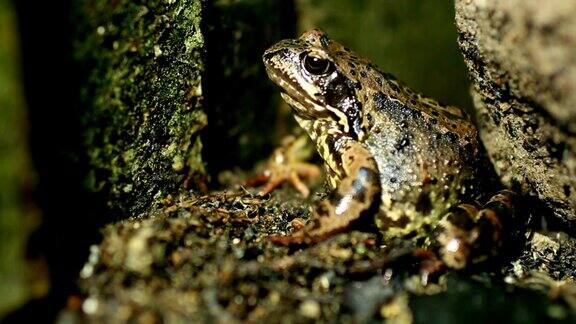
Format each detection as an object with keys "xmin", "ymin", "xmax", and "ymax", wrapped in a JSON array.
[
  {"xmin": 437, "ymin": 190, "xmax": 516, "ymax": 269},
  {"xmin": 268, "ymin": 140, "xmax": 381, "ymax": 245}
]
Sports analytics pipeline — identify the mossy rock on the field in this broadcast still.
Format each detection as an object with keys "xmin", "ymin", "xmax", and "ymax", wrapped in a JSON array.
[{"xmin": 75, "ymin": 0, "xmax": 207, "ymax": 217}]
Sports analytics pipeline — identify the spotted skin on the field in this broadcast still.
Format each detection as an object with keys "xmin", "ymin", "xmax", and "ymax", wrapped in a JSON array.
[{"xmin": 263, "ymin": 29, "xmax": 512, "ymax": 267}]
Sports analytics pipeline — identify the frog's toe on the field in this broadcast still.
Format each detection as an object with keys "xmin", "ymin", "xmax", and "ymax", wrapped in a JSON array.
[
  {"xmin": 288, "ymin": 171, "xmax": 310, "ymax": 197},
  {"xmin": 247, "ymin": 133, "xmax": 320, "ymax": 196},
  {"xmin": 256, "ymin": 173, "xmax": 290, "ymax": 196},
  {"xmin": 254, "ymin": 162, "xmax": 320, "ymax": 197},
  {"xmin": 266, "ymin": 226, "xmax": 346, "ymax": 246},
  {"xmin": 412, "ymin": 249, "xmax": 446, "ymax": 285},
  {"xmin": 267, "ymin": 233, "xmax": 307, "ymax": 245},
  {"xmin": 267, "ymin": 202, "xmax": 359, "ymax": 246}
]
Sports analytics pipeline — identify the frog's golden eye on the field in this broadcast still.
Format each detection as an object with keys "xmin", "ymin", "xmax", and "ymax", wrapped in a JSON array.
[{"xmin": 302, "ymin": 53, "xmax": 334, "ymax": 76}]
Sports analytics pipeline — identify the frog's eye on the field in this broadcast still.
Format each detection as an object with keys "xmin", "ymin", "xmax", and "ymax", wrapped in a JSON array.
[{"xmin": 302, "ymin": 53, "xmax": 334, "ymax": 76}]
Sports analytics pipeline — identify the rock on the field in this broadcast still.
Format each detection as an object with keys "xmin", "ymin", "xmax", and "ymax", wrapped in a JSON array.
[
  {"xmin": 509, "ymin": 231, "xmax": 576, "ymax": 281},
  {"xmin": 455, "ymin": 0, "xmax": 576, "ymax": 223},
  {"xmin": 75, "ymin": 0, "xmax": 207, "ymax": 217},
  {"xmin": 457, "ymin": 0, "xmax": 576, "ymax": 130},
  {"xmin": 299, "ymin": 300, "xmax": 321, "ymax": 319}
]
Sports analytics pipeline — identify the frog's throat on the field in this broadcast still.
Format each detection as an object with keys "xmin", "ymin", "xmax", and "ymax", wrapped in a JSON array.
[
  {"xmin": 280, "ymin": 92, "xmax": 324, "ymax": 120},
  {"xmin": 294, "ymin": 115, "xmax": 346, "ymax": 187},
  {"xmin": 281, "ymin": 92, "xmax": 352, "ymax": 136}
]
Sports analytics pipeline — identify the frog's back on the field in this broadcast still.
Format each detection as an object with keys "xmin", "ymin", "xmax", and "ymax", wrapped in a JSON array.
[
  {"xmin": 361, "ymin": 75, "xmax": 484, "ymax": 238},
  {"xmin": 327, "ymin": 45, "xmax": 485, "ymax": 237}
]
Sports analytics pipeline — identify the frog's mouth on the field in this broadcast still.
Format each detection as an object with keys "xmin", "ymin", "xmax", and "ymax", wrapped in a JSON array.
[{"xmin": 264, "ymin": 65, "xmax": 329, "ymax": 120}]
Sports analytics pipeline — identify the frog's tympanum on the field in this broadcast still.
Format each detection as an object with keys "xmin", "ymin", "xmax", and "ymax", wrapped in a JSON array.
[{"xmin": 263, "ymin": 29, "xmax": 514, "ymax": 269}]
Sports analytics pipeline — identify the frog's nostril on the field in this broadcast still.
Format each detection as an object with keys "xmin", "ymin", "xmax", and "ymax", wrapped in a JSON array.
[{"xmin": 262, "ymin": 50, "xmax": 277, "ymax": 63}]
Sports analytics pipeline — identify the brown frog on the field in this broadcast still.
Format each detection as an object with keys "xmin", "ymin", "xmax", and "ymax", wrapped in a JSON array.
[{"xmin": 262, "ymin": 29, "xmax": 514, "ymax": 269}]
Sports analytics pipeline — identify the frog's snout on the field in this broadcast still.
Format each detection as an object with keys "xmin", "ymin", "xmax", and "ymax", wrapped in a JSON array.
[
  {"xmin": 262, "ymin": 50, "xmax": 275, "ymax": 64},
  {"xmin": 262, "ymin": 47, "xmax": 289, "ymax": 72}
]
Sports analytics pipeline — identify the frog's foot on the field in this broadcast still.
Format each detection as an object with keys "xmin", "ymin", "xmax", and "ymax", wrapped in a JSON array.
[
  {"xmin": 412, "ymin": 249, "xmax": 446, "ymax": 285},
  {"xmin": 268, "ymin": 139, "xmax": 381, "ymax": 246},
  {"xmin": 248, "ymin": 135, "xmax": 320, "ymax": 197},
  {"xmin": 437, "ymin": 190, "xmax": 516, "ymax": 269},
  {"xmin": 257, "ymin": 161, "xmax": 320, "ymax": 197},
  {"xmin": 267, "ymin": 200, "xmax": 355, "ymax": 245}
]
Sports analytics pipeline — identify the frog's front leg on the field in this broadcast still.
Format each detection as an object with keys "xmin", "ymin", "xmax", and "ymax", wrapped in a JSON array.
[
  {"xmin": 268, "ymin": 138, "xmax": 381, "ymax": 245},
  {"xmin": 437, "ymin": 190, "xmax": 516, "ymax": 269}
]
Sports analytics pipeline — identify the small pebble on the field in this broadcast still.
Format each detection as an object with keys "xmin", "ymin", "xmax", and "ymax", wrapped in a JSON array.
[
  {"xmin": 82, "ymin": 297, "xmax": 99, "ymax": 315},
  {"xmin": 299, "ymin": 300, "xmax": 321, "ymax": 319}
]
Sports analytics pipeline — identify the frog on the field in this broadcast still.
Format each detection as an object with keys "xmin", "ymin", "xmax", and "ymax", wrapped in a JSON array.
[
  {"xmin": 262, "ymin": 29, "xmax": 515, "ymax": 269},
  {"xmin": 247, "ymin": 134, "xmax": 321, "ymax": 198}
]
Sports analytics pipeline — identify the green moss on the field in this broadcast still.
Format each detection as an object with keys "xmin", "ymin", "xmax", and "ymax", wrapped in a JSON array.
[{"xmin": 75, "ymin": 0, "xmax": 207, "ymax": 216}]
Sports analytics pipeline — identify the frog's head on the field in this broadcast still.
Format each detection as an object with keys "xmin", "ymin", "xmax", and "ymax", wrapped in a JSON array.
[{"xmin": 263, "ymin": 29, "xmax": 371, "ymax": 139}]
